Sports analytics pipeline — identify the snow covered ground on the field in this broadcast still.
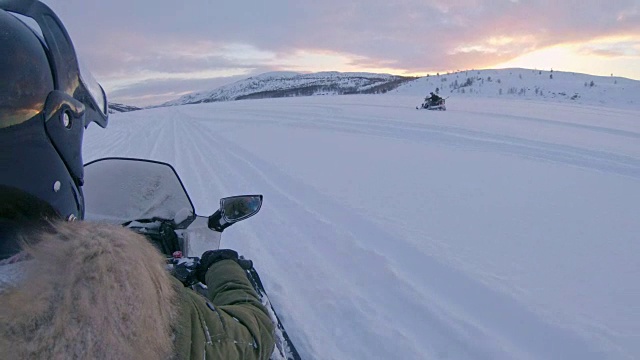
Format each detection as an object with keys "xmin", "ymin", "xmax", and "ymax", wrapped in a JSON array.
[{"xmin": 84, "ymin": 94, "xmax": 640, "ymax": 360}]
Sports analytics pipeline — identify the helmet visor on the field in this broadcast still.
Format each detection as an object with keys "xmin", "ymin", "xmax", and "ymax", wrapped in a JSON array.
[
  {"xmin": 79, "ymin": 59, "xmax": 108, "ymax": 116},
  {"xmin": 0, "ymin": 9, "xmax": 53, "ymax": 128},
  {"xmin": 1, "ymin": 0, "xmax": 108, "ymax": 128}
]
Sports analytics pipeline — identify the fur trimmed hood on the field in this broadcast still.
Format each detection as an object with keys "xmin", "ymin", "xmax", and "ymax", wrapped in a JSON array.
[{"xmin": 0, "ymin": 221, "xmax": 177, "ymax": 359}]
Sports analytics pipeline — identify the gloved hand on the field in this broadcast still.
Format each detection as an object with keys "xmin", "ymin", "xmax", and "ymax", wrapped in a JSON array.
[{"xmin": 196, "ymin": 249, "xmax": 247, "ymax": 284}]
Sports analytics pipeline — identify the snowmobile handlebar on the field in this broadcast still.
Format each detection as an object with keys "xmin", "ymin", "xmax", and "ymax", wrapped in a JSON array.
[{"xmin": 168, "ymin": 254, "xmax": 253, "ymax": 287}]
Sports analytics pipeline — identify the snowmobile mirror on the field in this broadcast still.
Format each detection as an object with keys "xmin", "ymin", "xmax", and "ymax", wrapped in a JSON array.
[{"xmin": 208, "ymin": 195, "xmax": 263, "ymax": 232}]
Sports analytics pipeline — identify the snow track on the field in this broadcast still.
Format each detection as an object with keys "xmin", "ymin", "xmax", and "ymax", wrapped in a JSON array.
[{"xmin": 85, "ymin": 95, "xmax": 640, "ymax": 360}]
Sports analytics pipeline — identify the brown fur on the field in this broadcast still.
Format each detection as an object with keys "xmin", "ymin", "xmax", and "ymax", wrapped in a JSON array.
[{"xmin": 0, "ymin": 221, "xmax": 177, "ymax": 359}]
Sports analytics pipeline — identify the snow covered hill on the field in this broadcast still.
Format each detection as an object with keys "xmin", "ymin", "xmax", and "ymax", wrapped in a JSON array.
[
  {"xmin": 84, "ymin": 94, "xmax": 640, "ymax": 360},
  {"xmin": 158, "ymin": 68, "xmax": 639, "ymax": 111},
  {"xmin": 394, "ymin": 68, "xmax": 640, "ymax": 110},
  {"xmin": 162, "ymin": 71, "xmax": 416, "ymax": 106},
  {"xmin": 108, "ymin": 102, "xmax": 142, "ymax": 114}
]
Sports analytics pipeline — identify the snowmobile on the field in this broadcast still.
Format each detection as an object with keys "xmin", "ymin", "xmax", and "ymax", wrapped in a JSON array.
[
  {"xmin": 416, "ymin": 97, "xmax": 446, "ymax": 111},
  {"xmin": 83, "ymin": 157, "xmax": 301, "ymax": 360}
]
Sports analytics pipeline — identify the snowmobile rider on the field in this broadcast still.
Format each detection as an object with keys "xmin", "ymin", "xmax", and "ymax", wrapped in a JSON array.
[
  {"xmin": 0, "ymin": 2, "xmax": 275, "ymax": 359},
  {"xmin": 427, "ymin": 92, "xmax": 442, "ymax": 105}
]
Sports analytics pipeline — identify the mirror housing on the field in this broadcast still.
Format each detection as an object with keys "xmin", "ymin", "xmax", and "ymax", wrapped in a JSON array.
[{"xmin": 208, "ymin": 195, "xmax": 263, "ymax": 232}]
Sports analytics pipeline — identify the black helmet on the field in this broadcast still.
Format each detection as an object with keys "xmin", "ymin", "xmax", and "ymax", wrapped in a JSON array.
[
  {"xmin": 430, "ymin": 92, "xmax": 435, "ymax": 95},
  {"xmin": 0, "ymin": 0, "xmax": 108, "ymax": 222}
]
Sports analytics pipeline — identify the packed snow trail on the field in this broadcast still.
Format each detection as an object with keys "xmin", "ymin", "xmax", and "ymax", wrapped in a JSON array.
[{"xmin": 85, "ymin": 95, "xmax": 640, "ymax": 360}]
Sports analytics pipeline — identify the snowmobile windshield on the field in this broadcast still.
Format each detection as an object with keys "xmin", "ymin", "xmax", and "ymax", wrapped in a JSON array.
[
  {"xmin": 82, "ymin": 158, "xmax": 196, "ymax": 226},
  {"xmin": 1, "ymin": 0, "xmax": 108, "ymax": 128}
]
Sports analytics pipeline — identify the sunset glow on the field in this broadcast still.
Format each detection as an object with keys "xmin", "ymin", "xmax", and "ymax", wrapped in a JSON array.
[
  {"xmin": 41, "ymin": 0, "xmax": 640, "ymax": 106},
  {"xmin": 496, "ymin": 36, "xmax": 640, "ymax": 79}
]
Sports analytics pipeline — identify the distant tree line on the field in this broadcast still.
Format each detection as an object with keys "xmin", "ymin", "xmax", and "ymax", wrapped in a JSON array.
[{"xmin": 235, "ymin": 76, "xmax": 417, "ymax": 100}]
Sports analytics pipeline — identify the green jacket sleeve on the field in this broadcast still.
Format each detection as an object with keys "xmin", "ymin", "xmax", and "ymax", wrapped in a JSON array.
[{"xmin": 173, "ymin": 260, "xmax": 275, "ymax": 360}]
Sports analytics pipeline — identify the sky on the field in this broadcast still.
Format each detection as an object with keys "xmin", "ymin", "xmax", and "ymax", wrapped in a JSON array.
[{"xmin": 40, "ymin": 0, "xmax": 640, "ymax": 106}]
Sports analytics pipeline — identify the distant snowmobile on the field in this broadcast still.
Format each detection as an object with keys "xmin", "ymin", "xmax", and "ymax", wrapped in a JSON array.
[{"xmin": 416, "ymin": 97, "xmax": 446, "ymax": 111}]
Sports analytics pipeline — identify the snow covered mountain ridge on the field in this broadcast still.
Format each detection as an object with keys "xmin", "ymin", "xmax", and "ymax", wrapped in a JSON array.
[
  {"xmin": 162, "ymin": 71, "xmax": 416, "ymax": 106},
  {"xmin": 107, "ymin": 68, "xmax": 640, "ymax": 111},
  {"xmin": 108, "ymin": 102, "xmax": 143, "ymax": 114}
]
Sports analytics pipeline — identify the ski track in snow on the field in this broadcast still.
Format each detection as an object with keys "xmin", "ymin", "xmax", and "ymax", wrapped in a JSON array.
[
  {"xmin": 189, "ymin": 125, "xmax": 605, "ymax": 360},
  {"xmin": 175, "ymin": 102, "xmax": 640, "ymax": 180},
  {"xmin": 84, "ymin": 95, "xmax": 640, "ymax": 360}
]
